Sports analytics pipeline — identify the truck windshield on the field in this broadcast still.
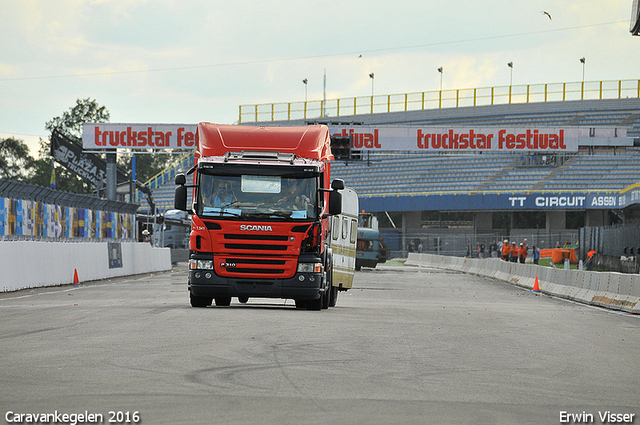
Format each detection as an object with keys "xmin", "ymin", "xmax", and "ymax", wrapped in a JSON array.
[{"xmin": 197, "ymin": 173, "xmax": 318, "ymax": 220}]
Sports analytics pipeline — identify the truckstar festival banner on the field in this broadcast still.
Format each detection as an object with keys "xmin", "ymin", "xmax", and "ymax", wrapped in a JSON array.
[
  {"xmin": 328, "ymin": 126, "xmax": 628, "ymax": 153},
  {"xmin": 83, "ymin": 124, "xmax": 628, "ymax": 152},
  {"xmin": 83, "ymin": 124, "xmax": 197, "ymax": 150}
]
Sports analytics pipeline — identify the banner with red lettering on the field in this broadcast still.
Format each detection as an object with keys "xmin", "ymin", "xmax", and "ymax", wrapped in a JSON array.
[
  {"xmin": 328, "ymin": 126, "xmax": 629, "ymax": 152},
  {"xmin": 83, "ymin": 124, "xmax": 197, "ymax": 150},
  {"xmin": 83, "ymin": 123, "xmax": 629, "ymax": 152}
]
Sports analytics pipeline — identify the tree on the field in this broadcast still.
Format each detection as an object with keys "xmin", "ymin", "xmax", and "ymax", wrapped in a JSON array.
[
  {"xmin": 29, "ymin": 97, "xmax": 182, "ymax": 195},
  {"xmin": 0, "ymin": 137, "xmax": 35, "ymax": 179},
  {"xmin": 26, "ymin": 98, "xmax": 111, "ymax": 193},
  {"xmin": 45, "ymin": 98, "xmax": 110, "ymax": 138}
]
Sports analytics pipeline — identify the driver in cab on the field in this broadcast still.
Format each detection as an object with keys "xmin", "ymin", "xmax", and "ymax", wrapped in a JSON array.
[{"xmin": 277, "ymin": 178, "xmax": 310, "ymax": 210}]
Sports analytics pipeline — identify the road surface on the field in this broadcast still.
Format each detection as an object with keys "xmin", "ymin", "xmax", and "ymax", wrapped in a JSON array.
[{"xmin": 1, "ymin": 263, "xmax": 638, "ymax": 424}]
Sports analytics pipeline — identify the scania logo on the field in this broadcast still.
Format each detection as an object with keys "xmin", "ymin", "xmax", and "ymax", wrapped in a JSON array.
[{"xmin": 240, "ymin": 225, "xmax": 273, "ymax": 231}]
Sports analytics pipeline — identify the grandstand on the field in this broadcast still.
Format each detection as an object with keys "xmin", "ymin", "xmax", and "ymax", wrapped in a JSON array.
[{"xmin": 142, "ymin": 94, "xmax": 640, "ymax": 257}]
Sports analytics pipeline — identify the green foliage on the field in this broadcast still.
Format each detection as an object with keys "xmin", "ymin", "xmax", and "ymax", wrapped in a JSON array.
[
  {"xmin": 45, "ymin": 98, "xmax": 110, "ymax": 138},
  {"xmin": 0, "ymin": 137, "xmax": 34, "ymax": 179},
  {"xmin": 28, "ymin": 98, "xmax": 112, "ymax": 193},
  {"xmin": 6, "ymin": 97, "xmax": 184, "ymax": 194}
]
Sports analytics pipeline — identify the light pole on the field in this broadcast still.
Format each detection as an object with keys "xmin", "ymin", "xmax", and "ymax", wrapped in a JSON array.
[
  {"xmin": 369, "ymin": 72, "xmax": 375, "ymax": 97},
  {"xmin": 369, "ymin": 73, "xmax": 375, "ymax": 113},
  {"xmin": 437, "ymin": 67, "xmax": 444, "ymax": 108},
  {"xmin": 302, "ymin": 78, "xmax": 308, "ymax": 102},
  {"xmin": 580, "ymin": 57, "xmax": 586, "ymax": 100},
  {"xmin": 507, "ymin": 62, "xmax": 513, "ymax": 86}
]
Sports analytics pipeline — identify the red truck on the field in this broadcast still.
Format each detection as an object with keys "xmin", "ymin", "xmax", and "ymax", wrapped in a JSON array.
[{"xmin": 174, "ymin": 123, "xmax": 350, "ymax": 310}]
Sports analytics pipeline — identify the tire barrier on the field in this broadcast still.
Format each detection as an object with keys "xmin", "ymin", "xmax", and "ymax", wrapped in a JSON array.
[{"xmin": 406, "ymin": 253, "xmax": 640, "ymax": 314}]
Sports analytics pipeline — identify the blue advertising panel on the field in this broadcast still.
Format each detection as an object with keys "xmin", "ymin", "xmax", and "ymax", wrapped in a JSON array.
[{"xmin": 359, "ymin": 192, "xmax": 623, "ymax": 212}]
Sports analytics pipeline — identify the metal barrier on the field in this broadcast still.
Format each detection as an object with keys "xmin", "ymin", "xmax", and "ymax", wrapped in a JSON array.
[
  {"xmin": 239, "ymin": 79, "xmax": 640, "ymax": 123},
  {"xmin": 406, "ymin": 252, "xmax": 640, "ymax": 314}
]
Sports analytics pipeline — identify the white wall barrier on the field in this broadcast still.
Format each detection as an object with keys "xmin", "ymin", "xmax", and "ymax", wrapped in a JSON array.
[
  {"xmin": 406, "ymin": 253, "xmax": 640, "ymax": 314},
  {"xmin": 0, "ymin": 241, "xmax": 171, "ymax": 292}
]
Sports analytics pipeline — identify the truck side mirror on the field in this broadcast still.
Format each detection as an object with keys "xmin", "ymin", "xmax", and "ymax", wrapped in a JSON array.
[
  {"xmin": 331, "ymin": 179, "xmax": 345, "ymax": 190},
  {"xmin": 328, "ymin": 190, "xmax": 342, "ymax": 215},
  {"xmin": 175, "ymin": 173, "xmax": 187, "ymax": 211},
  {"xmin": 174, "ymin": 185, "xmax": 187, "ymax": 211}
]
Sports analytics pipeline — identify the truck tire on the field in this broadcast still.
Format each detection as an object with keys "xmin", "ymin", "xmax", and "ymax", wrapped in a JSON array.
[
  {"xmin": 190, "ymin": 293, "xmax": 212, "ymax": 308},
  {"xmin": 215, "ymin": 296, "xmax": 232, "ymax": 306},
  {"xmin": 329, "ymin": 286, "xmax": 338, "ymax": 307},
  {"xmin": 306, "ymin": 296, "xmax": 323, "ymax": 310}
]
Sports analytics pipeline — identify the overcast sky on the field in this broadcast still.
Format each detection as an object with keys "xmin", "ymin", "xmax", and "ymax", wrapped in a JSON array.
[{"xmin": 1, "ymin": 0, "xmax": 638, "ymax": 154}]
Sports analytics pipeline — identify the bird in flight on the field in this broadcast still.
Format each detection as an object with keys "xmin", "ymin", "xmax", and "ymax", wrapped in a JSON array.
[{"xmin": 542, "ymin": 11, "xmax": 552, "ymax": 20}]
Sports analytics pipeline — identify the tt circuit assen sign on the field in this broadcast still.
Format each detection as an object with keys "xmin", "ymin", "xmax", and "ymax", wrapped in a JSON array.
[{"xmin": 359, "ymin": 192, "xmax": 629, "ymax": 213}]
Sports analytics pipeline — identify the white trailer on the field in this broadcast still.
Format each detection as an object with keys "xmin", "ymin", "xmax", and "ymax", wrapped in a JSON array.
[{"xmin": 328, "ymin": 187, "xmax": 358, "ymax": 306}]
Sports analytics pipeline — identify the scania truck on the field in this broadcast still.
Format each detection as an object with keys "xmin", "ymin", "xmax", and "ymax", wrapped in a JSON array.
[{"xmin": 174, "ymin": 123, "xmax": 356, "ymax": 310}]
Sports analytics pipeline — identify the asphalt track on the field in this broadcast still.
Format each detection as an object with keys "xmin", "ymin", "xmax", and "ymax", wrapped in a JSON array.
[{"xmin": 1, "ymin": 263, "xmax": 638, "ymax": 425}]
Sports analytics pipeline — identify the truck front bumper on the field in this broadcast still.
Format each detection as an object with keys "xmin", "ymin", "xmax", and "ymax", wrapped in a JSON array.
[{"xmin": 188, "ymin": 270, "xmax": 324, "ymax": 301}]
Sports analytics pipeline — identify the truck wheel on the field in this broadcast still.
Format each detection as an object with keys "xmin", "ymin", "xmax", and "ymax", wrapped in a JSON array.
[
  {"xmin": 329, "ymin": 286, "xmax": 338, "ymax": 307},
  {"xmin": 306, "ymin": 296, "xmax": 323, "ymax": 310},
  {"xmin": 214, "ymin": 297, "xmax": 232, "ymax": 306},
  {"xmin": 190, "ymin": 294, "xmax": 212, "ymax": 307},
  {"xmin": 295, "ymin": 299, "xmax": 307, "ymax": 309},
  {"xmin": 322, "ymin": 289, "xmax": 330, "ymax": 309},
  {"xmin": 238, "ymin": 296, "xmax": 248, "ymax": 304},
  {"xmin": 323, "ymin": 251, "xmax": 333, "ymax": 309}
]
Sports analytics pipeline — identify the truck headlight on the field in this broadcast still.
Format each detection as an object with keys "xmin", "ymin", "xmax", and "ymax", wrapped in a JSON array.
[
  {"xmin": 297, "ymin": 262, "xmax": 323, "ymax": 273},
  {"xmin": 190, "ymin": 259, "xmax": 214, "ymax": 270}
]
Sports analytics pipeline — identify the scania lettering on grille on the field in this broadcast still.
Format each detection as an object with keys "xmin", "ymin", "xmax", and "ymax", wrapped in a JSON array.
[{"xmin": 240, "ymin": 225, "xmax": 273, "ymax": 231}]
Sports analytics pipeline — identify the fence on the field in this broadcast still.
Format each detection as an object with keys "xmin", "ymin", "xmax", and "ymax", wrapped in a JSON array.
[
  {"xmin": 580, "ymin": 223, "xmax": 640, "ymax": 260},
  {"xmin": 0, "ymin": 179, "xmax": 137, "ymax": 241},
  {"xmin": 381, "ymin": 228, "xmax": 579, "ymax": 258},
  {"xmin": 239, "ymin": 79, "xmax": 640, "ymax": 123}
]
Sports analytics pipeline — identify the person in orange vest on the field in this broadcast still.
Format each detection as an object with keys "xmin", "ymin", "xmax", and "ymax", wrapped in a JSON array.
[
  {"xmin": 510, "ymin": 242, "xmax": 519, "ymax": 262},
  {"xmin": 519, "ymin": 242, "xmax": 528, "ymax": 263},
  {"xmin": 501, "ymin": 239, "xmax": 510, "ymax": 261}
]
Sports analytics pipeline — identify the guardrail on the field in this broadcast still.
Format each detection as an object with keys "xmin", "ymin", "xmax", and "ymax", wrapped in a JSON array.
[
  {"xmin": 138, "ymin": 153, "xmax": 193, "ymax": 207},
  {"xmin": 405, "ymin": 252, "xmax": 640, "ymax": 314},
  {"xmin": 239, "ymin": 79, "xmax": 640, "ymax": 123}
]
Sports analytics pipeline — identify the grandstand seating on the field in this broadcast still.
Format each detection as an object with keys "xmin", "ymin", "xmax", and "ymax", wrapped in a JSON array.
[{"xmin": 141, "ymin": 98, "xmax": 640, "ymax": 211}]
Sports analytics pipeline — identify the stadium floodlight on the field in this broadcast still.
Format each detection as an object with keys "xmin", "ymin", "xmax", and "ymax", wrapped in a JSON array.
[
  {"xmin": 631, "ymin": 0, "xmax": 640, "ymax": 35},
  {"xmin": 302, "ymin": 78, "xmax": 308, "ymax": 102}
]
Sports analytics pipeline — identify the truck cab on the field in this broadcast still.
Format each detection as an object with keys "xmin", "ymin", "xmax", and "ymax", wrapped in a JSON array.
[{"xmin": 174, "ymin": 123, "xmax": 354, "ymax": 310}]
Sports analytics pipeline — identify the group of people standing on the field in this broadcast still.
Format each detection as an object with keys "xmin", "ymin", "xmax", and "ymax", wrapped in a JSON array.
[{"xmin": 499, "ymin": 239, "xmax": 540, "ymax": 264}]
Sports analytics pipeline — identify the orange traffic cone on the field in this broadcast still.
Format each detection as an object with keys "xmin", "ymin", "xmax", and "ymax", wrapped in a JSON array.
[
  {"xmin": 73, "ymin": 269, "xmax": 80, "ymax": 285},
  {"xmin": 532, "ymin": 276, "xmax": 540, "ymax": 293}
]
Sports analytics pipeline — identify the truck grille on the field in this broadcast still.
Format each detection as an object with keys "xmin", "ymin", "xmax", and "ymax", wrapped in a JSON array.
[
  {"xmin": 209, "ymin": 224, "xmax": 308, "ymax": 279},
  {"xmin": 215, "ymin": 255, "xmax": 292, "ymax": 277}
]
